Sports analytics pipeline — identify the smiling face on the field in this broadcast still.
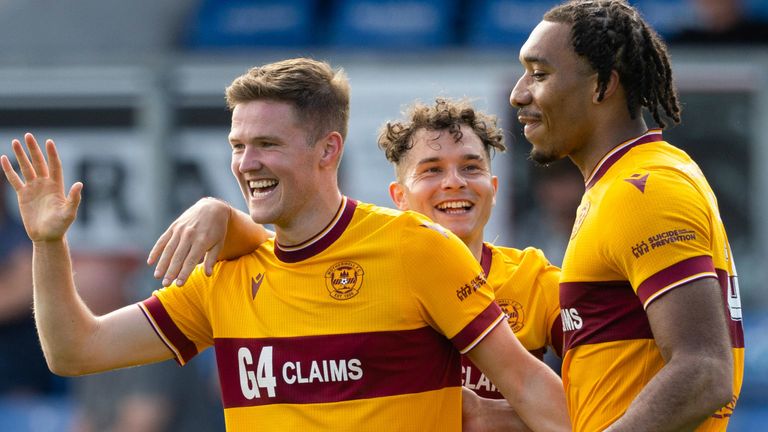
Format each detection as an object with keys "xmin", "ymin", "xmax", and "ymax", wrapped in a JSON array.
[
  {"xmin": 229, "ymin": 100, "xmax": 325, "ymax": 230},
  {"xmin": 510, "ymin": 20, "xmax": 598, "ymax": 165},
  {"xmin": 389, "ymin": 126, "xmax": 498, "ymax": 252}
]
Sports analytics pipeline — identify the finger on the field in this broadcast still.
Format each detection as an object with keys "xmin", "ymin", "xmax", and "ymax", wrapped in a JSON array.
[
  {"xmin": 1, "ymin": 155, "xmax": 24, "ymax": 191},
  {"xmin": 203, "ymin": 242, "xmax": 223, "ymax": 276},
  {"xmin": 174, "ymin": 241, "xmax": 209, "ymax": 286},
  {"xmin": 154, "ymin": 232, "xmax": 181, "ymax": 284},
  {"xmin": 162, "ymin": 238, "xmax": 193, "ymax": 287},
  {"xmin": 11, "ymin": 139, "xmax": 36, "ymax": 182},
  {"xmin": 68, "ymin": 182, "xmax": 83, "ymax": 209},
  {"xmin": 46, "ymin": 139, "xmax": 64, "ymax": 185},
  {"xmin": 25, "ymin": 133, "xmax": 49, "ymax": 178},
  {"xmin": 147, "ymin": 229, "xmax": 173, "ymax": 266}
]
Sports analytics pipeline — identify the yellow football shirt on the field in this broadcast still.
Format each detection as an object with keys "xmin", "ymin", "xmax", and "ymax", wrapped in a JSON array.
[
  {"xmin": 462, "ymin": 244, "xmax": 562, "ymax": 398},
  {"xmin": 140, "ymin": 198, "xmax": 504, "ymax": 431},
  {"xmin": 560, "ymin": 130, "xmax": 744, "ymax": 431}
]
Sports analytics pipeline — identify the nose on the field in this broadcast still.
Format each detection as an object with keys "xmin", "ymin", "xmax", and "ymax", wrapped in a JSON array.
[
  {"xmin": 236, "ymin": 146, "xmax": 263, "ymax": 173},
  {"xmin": 509, "ymin": 74, "xmax": 530, "ymax": 108},
  {"xmin": 442, "ymin": 167, "xmax": 467, "ymax": 189}
]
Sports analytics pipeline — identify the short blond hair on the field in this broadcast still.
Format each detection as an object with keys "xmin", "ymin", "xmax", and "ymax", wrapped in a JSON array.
[{"xmin": 226, "ymin": 58, "xmax": 351, "ymax": 143}]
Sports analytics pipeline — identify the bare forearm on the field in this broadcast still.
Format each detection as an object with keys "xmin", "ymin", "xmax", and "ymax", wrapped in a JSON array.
[
  {"xmin": 606, "ymin": 357, "xmax": 732, "ymax": 432},
  {"xmin": 33, "ymin": 239, "xmax": 98, "ymax": 375},
  {"xmin": 513, "ymin": 363, "xmax": 570, "ymax": 431}
]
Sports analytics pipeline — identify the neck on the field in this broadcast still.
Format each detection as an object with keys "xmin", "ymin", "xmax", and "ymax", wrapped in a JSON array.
[
  {"xmin": 463, "ymin": 235, "xmax": 485, "ymax": 263},
  {"xmin": 274, "ymin": 191, "xmax": 344, "ymax": 246},
  {"xmin": 570, "ymin": 119, "xmax": 649, "ymax": 181}
]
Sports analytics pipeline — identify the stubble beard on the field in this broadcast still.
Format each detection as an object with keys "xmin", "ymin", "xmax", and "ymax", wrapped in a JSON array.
[{"xmin": 529, "ymin": 147, "xmax": 563, "ymax": 166}]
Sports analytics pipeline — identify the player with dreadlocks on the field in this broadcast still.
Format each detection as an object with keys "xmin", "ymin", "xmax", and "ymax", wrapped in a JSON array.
[{"xmin": 505, "ymin": 0, "xmax": 744, "ymax": 431}]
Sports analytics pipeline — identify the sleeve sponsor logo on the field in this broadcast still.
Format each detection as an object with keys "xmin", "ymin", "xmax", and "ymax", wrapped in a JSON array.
[
  {"xmin": 456, "ymin": 274, "xmax": 487, "ymax": 301},
  {"xmin": 496, "ymin": 299, "xmax": 525, "ymax": 332},
  {"xmin": 324, "ymin": 261, "xmax": 364, "ymax": 300},
  {"xmin": 631, "ymin": 229, "xmax": 697, "ymax": 258}
]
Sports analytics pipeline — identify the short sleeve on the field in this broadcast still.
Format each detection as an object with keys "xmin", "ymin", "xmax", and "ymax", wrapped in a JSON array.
[
  {"xmin": 601, "ymin": 169, "xmax": 717, "ymax": 308},
  {"xmin": 139, "ymin": 264, "xmax": 216, "ymax": 365},
  {"xmin": 397, "ymin": 214, "xmax": 504, "ymax": 354}
]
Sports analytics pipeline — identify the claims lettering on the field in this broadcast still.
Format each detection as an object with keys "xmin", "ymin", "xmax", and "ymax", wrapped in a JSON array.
[
  {"xmin": 238, "ymin": 345, "xmax": 363, "ymax": 400},
  {"xmin": 561, "ymin": 308, "xmax": 583, "ymax": 332}
]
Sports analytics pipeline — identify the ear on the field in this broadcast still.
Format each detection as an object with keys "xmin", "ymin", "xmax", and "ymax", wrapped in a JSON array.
[
  {"xmin": 388, "ymin": 181, "xmax": 409, "ymax": 210},
  {"xmin": 318, "ymin": 131, "xmax": 344, "ymax": 168},
  {"xmin": 490, "ymin": 175, "xmax": 499, "ymax": 207},
  {"xmin": 593, "ymin": 70, "xmax": 621, "ymax": 104}
]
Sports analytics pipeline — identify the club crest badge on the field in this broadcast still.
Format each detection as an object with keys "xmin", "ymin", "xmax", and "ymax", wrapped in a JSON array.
[
  {"xmin": 325, "ymin": 261, "xmax": 364, "ymax": 300},
  {"xmin": 497, "ymin": 299, "xmax": 525, "ymax": 332},
  {"xmin": 570, "ymin": 199, "xmax": 591, "ymax": 240}
]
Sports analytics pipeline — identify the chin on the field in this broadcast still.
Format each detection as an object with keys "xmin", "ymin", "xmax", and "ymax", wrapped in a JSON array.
[{"xmin": 530, "ymin": 148, "xmax": 563, "ymax": 166}]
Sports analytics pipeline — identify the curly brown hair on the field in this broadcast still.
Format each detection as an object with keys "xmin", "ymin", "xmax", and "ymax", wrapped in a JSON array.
[
  {"xmin": 377, "ymin": 98, "xmax": 506, "ymax": 174},
  {"xmin": 544, "ymin": 0, "xmax": 681, "ymax": 128}
]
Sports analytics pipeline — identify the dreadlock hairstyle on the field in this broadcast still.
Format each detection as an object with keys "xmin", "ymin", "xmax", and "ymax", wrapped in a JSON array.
[{"xmin": 544, "ymin": 0, "xmax": 681, "ymax": 128}]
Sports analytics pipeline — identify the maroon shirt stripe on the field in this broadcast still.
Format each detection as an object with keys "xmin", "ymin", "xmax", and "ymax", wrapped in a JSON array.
[
  {"xmin": 586, "ymin": 131, "xmax": 663, "ymax": 190},
  {"xmin": 550, "ymin": 314, "xmax": 564, "ymax": 357},
  {"xmin": 637, "ymin": 255, "xmax": 715, "ymax": 305},
  {"xmin": 450, "ymin": 302, "xmax": 504, "ymax": 352},
  {"xmin": 275, "ymin": 198, "xmax": 357, "ymax": 263},
  {"xmin": 480, "ymin": 243, "xmax": 492, "ymax": 277},
  {"xmin": 215, "ymin": 327, "xmax": 461, "ymax": 408},
  {"xmin": 716, "ymin": 269, "xmax": 745, "ymax": 349},
  {"xmin": 460, "ymin": 345, "xmax": 547, "ymax": 400},
  {"xmin": 560, "ymin": 281, "xmax": 653, "ymax": 352},
  {"xmin": 140, "ymin": 296, "xmax": 198, "ymax": 365}
]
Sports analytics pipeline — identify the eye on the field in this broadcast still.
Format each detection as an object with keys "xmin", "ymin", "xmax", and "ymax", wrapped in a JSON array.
[
  {"xmin": 230, "ymin": 142, "xmax": 245, "ymax": 151},
  {"xmin": 531, "ymin": 71, "xmax": 547, "ymax": 81}
]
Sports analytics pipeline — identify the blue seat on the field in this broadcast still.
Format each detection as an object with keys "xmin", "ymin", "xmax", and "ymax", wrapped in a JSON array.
[
  {"xmin": 466, "ymin": 0, "xmax": 558, "ymax": 48},
  {"xmin": 0, "ymin": 396, "xmax": 73, "ymax": 432},
  {"xmin": 186, "ymin": 0, "xmax": 319, "ymax": 48},
  {"xmin": 633, "ymin": 0, "xmax": 695, "ymax": 39},
  {"xmin": 746, "ymin": 0, "xmax": 768, "ymax": 19},
  {"xmin": 328, "ymin": 0, "xmax": 459, "ymax": 49}
]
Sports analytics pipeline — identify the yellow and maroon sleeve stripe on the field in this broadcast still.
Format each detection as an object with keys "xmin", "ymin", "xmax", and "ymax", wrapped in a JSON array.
[
  {"xmin": 637, "ymin": 255, "xmax": 717, "ymax": 308},
  {"xmin": 451, "ymin": 302, "xmax": 505, "ymax": 354},
  {"xmin": 138, "ymin": 296, "xmax": 198, "ymax": 365}
]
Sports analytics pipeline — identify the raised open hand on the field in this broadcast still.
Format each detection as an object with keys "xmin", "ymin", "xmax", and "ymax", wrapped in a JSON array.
[{"xmin": 0, "ymin": 133, "xmax": 83, "ymax": 242}]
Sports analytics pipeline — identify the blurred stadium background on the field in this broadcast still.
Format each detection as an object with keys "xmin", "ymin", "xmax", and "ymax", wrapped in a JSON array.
[{"xmin": 0, "ymin": 0, "xmax": 766, "ymax": 430}]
